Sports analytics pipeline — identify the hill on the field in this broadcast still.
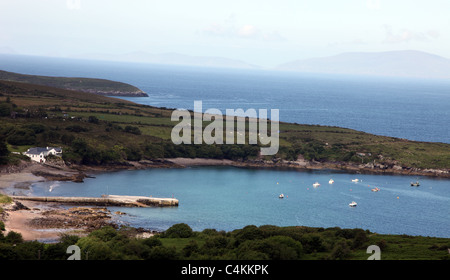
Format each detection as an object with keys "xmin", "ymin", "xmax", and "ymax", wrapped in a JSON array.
[
  {"xmin": 0, "ymin": 70, "xmax": 147, "ymax": 97},
  {"xmin": 0, "ymin": 79, "xmax": 449, "ymax": 176},
  {"xmin": 276, "ymin": 50, "xmax": 450, "ymax": 79}
]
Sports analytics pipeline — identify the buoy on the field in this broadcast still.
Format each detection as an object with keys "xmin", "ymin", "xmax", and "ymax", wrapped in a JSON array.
[{"xmin": 397, "ymin": 196, "xmax": 399, "ymax": 199}]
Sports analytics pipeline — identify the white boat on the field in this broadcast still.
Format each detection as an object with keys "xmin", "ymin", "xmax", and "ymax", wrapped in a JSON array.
[
  {"xmin": 313, "ymin": 182, "xmax": 320, "ymax": 188},
  {"xmin": 279, "ymin": 194, "xmax": 284, "ymax": 199},
  {"xmin": 371, "ymin": 187, "xmax": 380, "ymax": 192},
  {"xmin": 351, "ymin": 179, "xmax": 359, "ymax": 182},
  {"xmin": 329, "ymin": 179, "xmax": 334, "ymax": 184},
  {"xmin": 349, "ymin": 201, "xmax": 357, "ymax": 207}
]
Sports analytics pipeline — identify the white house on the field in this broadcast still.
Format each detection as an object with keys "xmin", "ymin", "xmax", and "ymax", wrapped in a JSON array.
[{"xmin": 24, "ymin": 147, "xmax": 62, "ymax": 163}]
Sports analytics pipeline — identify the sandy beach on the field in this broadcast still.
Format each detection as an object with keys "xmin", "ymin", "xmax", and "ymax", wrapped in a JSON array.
[{"xmin": 0, "ymin": 161, "xmax": 103, "ymax": 242}]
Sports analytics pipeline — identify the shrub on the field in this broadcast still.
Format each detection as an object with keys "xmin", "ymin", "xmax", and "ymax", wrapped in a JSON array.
[
  {"xmin": 233, "ymin": 225, "xmax": 265, "ymax": 244},
  {"xmin": 142, "ymin": 236, "xmax": 162, "ymax": 248},
  {"xmin": 124, "ymin": 126, "xmax": 141, "ymax": 135},
  {"xmin": 88, "ymin": 116, "xmax": 99, "ymax": 124},
  {"xmin": 329, "ymin": 241, "xmax": 351, "ymax": 260},
  {"xmin": 65, "ymin": 125, "xmax": 89, "ymax": 133},
  {"xmin": 182, "ymin": 240, "xmax": 200, "ymax": 258},
  {"xmin": 6, "ymin": 129, "xmax": 36, "ymax": 146},
  {"xmin": 164, "ymin": 223, "xmax": 194, "ymax": 238},
  {"xmin": 146, "ymin": 246, "xmax": 178, "ymax": 260}
]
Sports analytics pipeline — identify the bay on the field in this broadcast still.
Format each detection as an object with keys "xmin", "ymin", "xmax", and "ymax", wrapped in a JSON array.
[{"xmin": 29, "ymin": 167, "xmax": 450, "ymax": 238}]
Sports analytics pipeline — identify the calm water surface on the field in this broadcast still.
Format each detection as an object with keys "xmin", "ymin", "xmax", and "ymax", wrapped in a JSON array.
[{"xmin": 28, "ymin": 167, "xmax": 450, "ymax": 238}]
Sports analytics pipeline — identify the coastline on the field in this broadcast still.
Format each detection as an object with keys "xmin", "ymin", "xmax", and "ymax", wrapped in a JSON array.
[
  {"xmin": 1, "ymin": 157, "xmax": 449, "ymax": 242},
  {"xmin": 165, "ymin": 157, "xmax": 450, "ymax": 178}
]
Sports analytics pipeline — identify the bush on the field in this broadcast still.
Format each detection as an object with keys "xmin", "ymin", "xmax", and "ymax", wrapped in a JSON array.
[
  {"xmin": 0, "ymin": 137, "xmax": 9, "ymax": 164},
  {"xmin": 6, "ymin": 129, "xmax": 36, "ymax": 146},
  {"xmin": 5, "ymin": 231, "xmax": 23, "ymax": 245},
  {"xmin": 329, "ymin": 241, "xmax": 351, "ymax": 260},
  {"xmin": 124, "ymin": 126, "xmax": 141, "ymax": 135},
  {"xmin": 164, "ymin": 223, "xmax": 194, "ymax": 238},
  {"xmin": 65, "ymin": 125, "xmax": 89, "ymax": 133},
  {"xmin": 236, "ymin": 236, "xmax": 302, "ymax": 260},
  {"xmin": 142, "ymin": 236, "xmax": 162, "ymax": 248},
  {"xmin": 234, "ymin": 225, "xmax": 265, "ymax": 244},
  {"xmin": 88, "ymin": 116, "xmax": 99, "ymax": 124},
  {"xmin": 182, "ymin": 240, "xmax": 200, "ymax": 258},
  {"xmin": 146, "ymin": 246, "xmax": 178, "ymax": 260}
]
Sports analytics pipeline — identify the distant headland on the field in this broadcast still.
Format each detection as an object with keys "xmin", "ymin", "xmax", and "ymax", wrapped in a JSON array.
[{"xmin": 0, "ymin": 70, "xmax": 148, "ymax": 97}]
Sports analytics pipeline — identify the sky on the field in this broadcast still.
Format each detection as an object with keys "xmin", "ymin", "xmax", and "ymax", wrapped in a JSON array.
[{"xmin": 0, "ymin": 0, "xmax": 449, "ymax": 67}]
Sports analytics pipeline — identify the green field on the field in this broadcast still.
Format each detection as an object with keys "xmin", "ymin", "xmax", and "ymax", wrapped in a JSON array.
[{"xmin": 1, "ymin": 79, "xmax": 450, "ymax": 170}]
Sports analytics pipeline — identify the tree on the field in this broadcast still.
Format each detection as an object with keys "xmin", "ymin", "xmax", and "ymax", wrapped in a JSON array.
[
  {"xmin": 88, "ymin": 116, "xmax": 99, "ymax": 124},
  {"xmin": 0, "ymin": 136, "xmax": 9, "ymax": 165},
  {"xmin": 0, "ymin": 103, "xmax": 11, "ymax": 117},
  {"xmin": 6, "ymin": 129, "xmax": 36, "ymax": 146},
  {"xmin": 164, "ymin": 223, "xmax": 193, "ymax": 238}
]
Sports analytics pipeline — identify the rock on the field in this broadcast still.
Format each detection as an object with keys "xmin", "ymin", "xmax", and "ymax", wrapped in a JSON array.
[
  {"xmin": 393, "ymin": 165, "xmax": 403, "ymax": 171},
  {"xmin": 11, "ymin": 201, "xmax": 30, "ymax": 211}
]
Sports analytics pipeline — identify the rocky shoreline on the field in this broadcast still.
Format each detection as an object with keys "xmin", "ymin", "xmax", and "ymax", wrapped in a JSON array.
[{"xmin": 165, "ymin": 157, "xmax": 450, "ymax": 178}]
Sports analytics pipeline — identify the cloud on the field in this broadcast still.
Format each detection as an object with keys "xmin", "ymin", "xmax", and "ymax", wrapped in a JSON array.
[
  {"xmin": 382, "ymin": 25, "xmax": 440, "ymax": 44},
  {"xmin": 366, "ymin": 0, "xmax": 381, "ymax": 10},
  {"xmin": 238, "ymin": 25, "xmax": 258, "ymax": 38},
  {"xmin": 202, "ymin": 22, "xmax": 286, "ymax": 42},
  {"xmin": 203, "ymin": 23, "xmax": 230, "ymax": 37}
]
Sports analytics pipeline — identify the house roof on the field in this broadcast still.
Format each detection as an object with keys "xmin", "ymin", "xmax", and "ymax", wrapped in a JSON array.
[{"xmin": 26, "ymin": 147, "xmax": 62, "ymax": 155}]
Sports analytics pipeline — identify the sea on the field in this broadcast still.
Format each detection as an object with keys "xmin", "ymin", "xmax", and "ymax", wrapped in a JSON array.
[{"xmin": 1, "ymin": 54, "xmax": 449, "ymax": 237}]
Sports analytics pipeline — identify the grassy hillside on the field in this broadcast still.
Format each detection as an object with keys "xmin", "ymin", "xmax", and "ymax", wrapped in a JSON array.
[
  {"xmin": 0, "ymin": 70, "xmax": 147, "ymax": 97},
  {"xmin": 0, "ymin": 80, "xmax": 449, "ymax": 172}
]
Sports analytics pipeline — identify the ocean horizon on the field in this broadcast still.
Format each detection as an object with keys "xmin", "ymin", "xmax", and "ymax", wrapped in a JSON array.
[{"xmin": 1, "ymin": 53, "xmax": 450, "ymax": 143}]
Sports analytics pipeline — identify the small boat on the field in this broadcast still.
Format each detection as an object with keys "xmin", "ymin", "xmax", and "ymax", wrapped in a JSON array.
[
  {"xmin": 313, "ymin": 182, "xmax": 320, "ymax": 188},
  {"xmin": 410, "ymin": 181, "xmax": 420, "ymax": 187},
  {"xmin": 349, "ymin": 201, "xmax": 357, "ymax": 207},
  {"xmin": 329, "ymin": 179, "xmax": 334, "ymax": 184},
  {"xmin": 351, "ymin": 179, "xmax": 359, "ymax": 183},
  {"xmin": 371, "ymin": 187, "xmax": 380, "ymax": 192},
  {"xmin": 279, "ymin": 194, "xmax": 284, "ymax": 199}
]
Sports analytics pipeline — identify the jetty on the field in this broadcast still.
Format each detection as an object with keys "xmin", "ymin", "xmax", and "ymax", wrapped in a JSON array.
[{"xmin": 11, "ymin": 195, "xmax": 178, "ymax": 207}]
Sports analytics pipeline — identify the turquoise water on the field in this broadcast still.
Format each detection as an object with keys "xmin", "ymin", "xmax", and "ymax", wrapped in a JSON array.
[{"xmin": 29, "ymin": 167, "xmax": 450, "ymax": 237}]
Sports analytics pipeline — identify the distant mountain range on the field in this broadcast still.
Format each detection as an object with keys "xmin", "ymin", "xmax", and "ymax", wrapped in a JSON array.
[
  {"xmin": 72, "ymin": 51, "xmax": 260, "ymax": 70},
  {"xmin": 276, "ymin": 50, "xmax": 450, "ymax": 79}
]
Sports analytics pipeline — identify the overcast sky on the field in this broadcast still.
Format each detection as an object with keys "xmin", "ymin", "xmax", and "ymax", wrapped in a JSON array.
[{"xmin": 1, "ymin": 0, "xmax": 449, "ymax": 67}]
